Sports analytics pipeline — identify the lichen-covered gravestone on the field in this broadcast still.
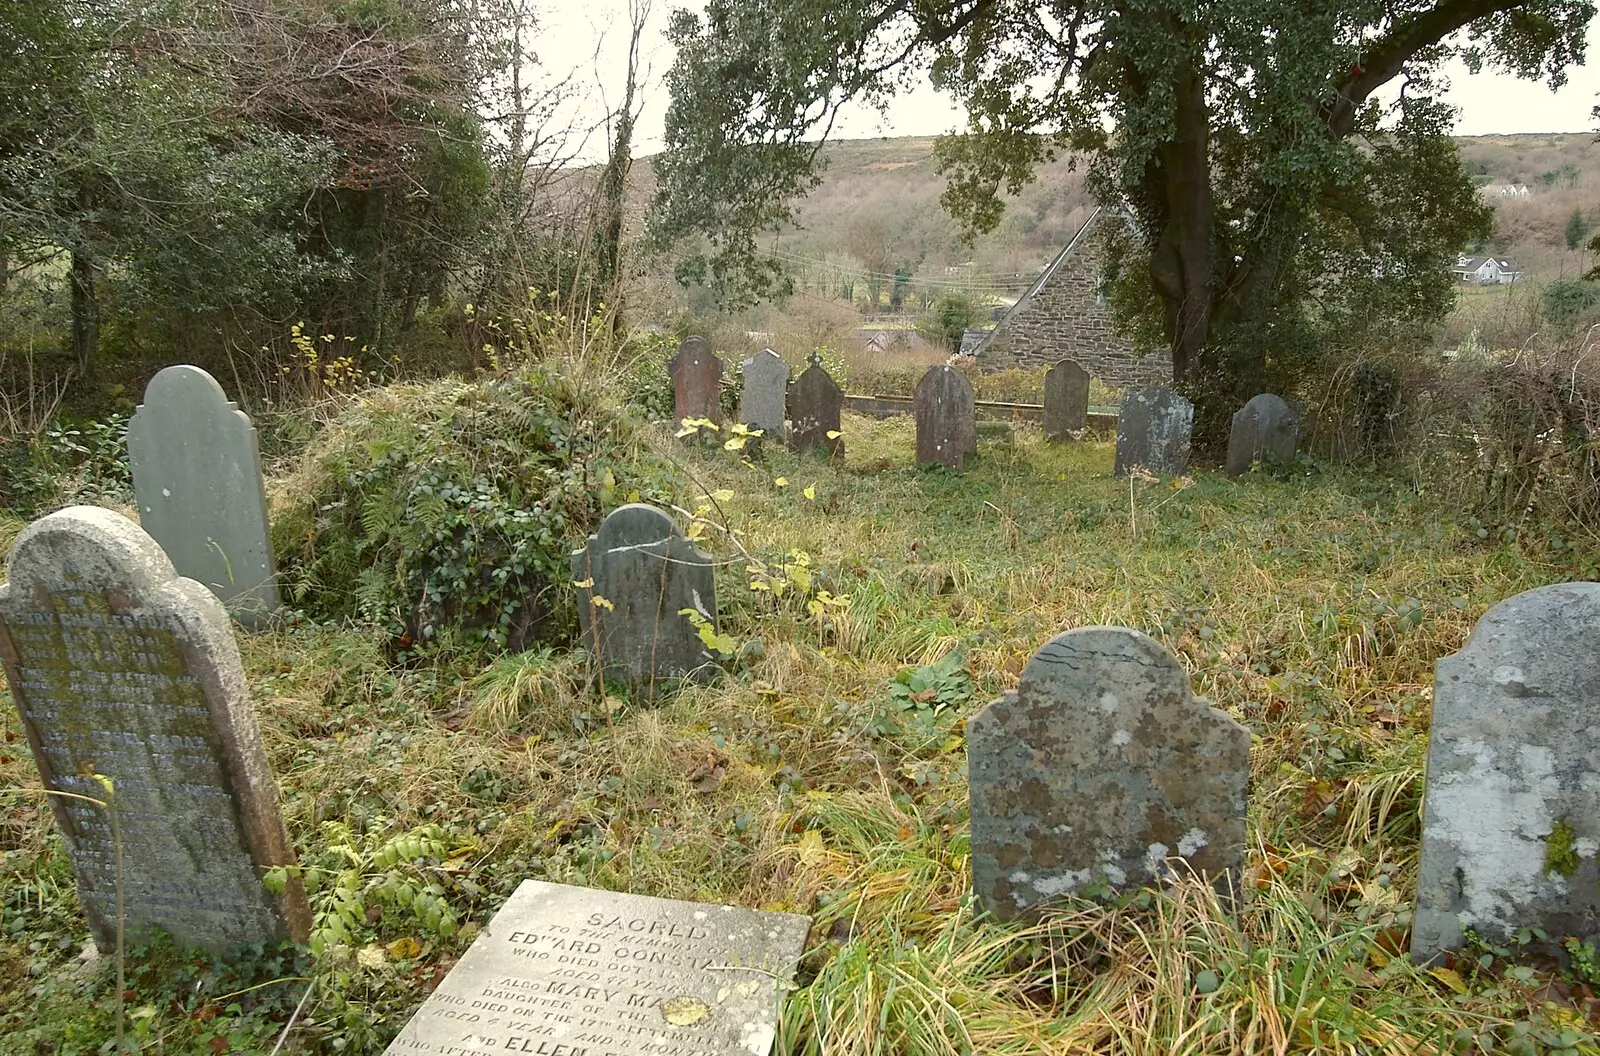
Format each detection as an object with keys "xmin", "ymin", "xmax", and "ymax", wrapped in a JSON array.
[
  {"xmin": 1225, "ymin": 393, "xmax": 1300, "ymax": 478},
  {"xmin": 914, "ymin": 364, "xmax": 976, "ymax": 469},
  {"xmin": 1044, "ymin": 359, "xmax": 1091, "ymax": 440},
  {"xmin": 0, "ymin": 506, "xmax": 310, "ymax": 952},
  {"xmin": 673, "ymin": 336, "xmax": 724, "ymax": 426},
  {"xmin": 383, "ymin": 879, "xmax": 811, "ymax": 1056},
  {"xmin": 740, "ymin": 348, "xmax": 790, "ymax": 438},
  {"xmin": 1413, "ymin": 582, "xmax": 1600, "ymax": 962},
  {"xmin": 968, "ymin": 627, "xmax": 1250, "ymax": 921},
  {"xmin": 1114, "ymin": 387, "xmax": 1194, "ymax": 477},
  {"xmin": 571, "ymin": 504, "xmax": 718, "ymax": 697},
  {"xmin": 788, "ymin": 352, "xmax": 844, "ymax": 458},
  {"xmin": 127, "ymin": 365, "xmax": 280, "ymax": 627}
]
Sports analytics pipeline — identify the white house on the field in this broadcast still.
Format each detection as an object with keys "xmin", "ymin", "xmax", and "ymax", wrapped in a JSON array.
[
  {"xmin": 1481, "ymin": 183, "xmax": 1532, "ymax": 199},
  {"xmin": 1452, "ymin": 255, "xmax": 1523, "ymax": 285}
]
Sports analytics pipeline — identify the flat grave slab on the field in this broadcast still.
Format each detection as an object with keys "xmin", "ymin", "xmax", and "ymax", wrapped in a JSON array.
[{"xmin": 385, "ymin": 880, "xmax": 812, "ymax": 1056}]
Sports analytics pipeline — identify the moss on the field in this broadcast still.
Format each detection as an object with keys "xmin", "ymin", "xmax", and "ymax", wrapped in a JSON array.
[{"xmin": 1545, "ymin": 819, "xmax": 1580, "ymax": 877}]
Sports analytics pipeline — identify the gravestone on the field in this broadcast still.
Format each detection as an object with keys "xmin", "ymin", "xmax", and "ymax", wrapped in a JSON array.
[
  {"xmin": 672, "ymin": 336, "xmax": 723, "ymax": 426},
  {"xmin": 788, "ymin": 352, "xmax": 844, "ymax": 459},
  {"xmin": 1414, "ymin": 582, "xmax": 1600, "ymax": 961},
  {"xmin": 0, "ymin": 506, "xmax": 310, "ymax": 952},
  {"xmin": 913, "ymin": 364, "xmax": 976, "ymax": 469},
  {"xmin": 127, "ymin": 365, "xmax": 280, "ymax": 627},
  {"xmin": 1225, "ymin": 394, "xmax": 1300, "ymax": 478},
  {"xmin": 968, "ymin": 627, "xmax": 1250, "ymax": 921},
  {"xmin": 740, "ymin": 348, "xmax": 789, "ymax": 438},
  {"xmin": 383, "ymin": 879, "xmax": 811, "ymax": 1056},
  {"xmin": 1043, "ymin": 359, "xmax": 1091, "ymax": 440},
  {"xmin": 1114, "ymin": 387, "xmax": 1194, "ymax": 477},
  {"xmin": 571, "ymin": 504, "xmax": 718, "ymax": 697}
]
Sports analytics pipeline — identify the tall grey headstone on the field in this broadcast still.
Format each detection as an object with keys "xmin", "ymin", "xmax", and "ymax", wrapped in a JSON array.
[
  {"xmin": 1044, "ymin": 359, "xmax": 1091, "ymax": 440},
  {"xmin": 1414, "ymin": 582, "xmax": 1600, "ymax": 961},
  {"xmin": 571, "ymin": 504, "xmax": 718, "ymax": 697},
  {"xmin": 968, "ymin": 627, "xmax": 1250, "ymax": 921},
  {"xmin": 673, "ymin": 337, "xmax": 723, "ymax": 426},
  {"xmin": 384, "ymin": 879, "xmax": 812, "ymax": 1056},
  {"xmin": 1225, "ymin": 393, "xmax": 1300, "ymax": 478},
  {"xmin": 1114, "ymin": 387, "xmax": 1194, "ymax": 477},
  {"xmin": 914, "ymin": 364, "xmax": 975, "ymax": 469},
  {"xmin": 127, "ymin": 365, "xmax": 280, "ymax": 627},
  {"xmin": 788, "ymin": 352, "xmax": 844, "ymax": 459},
  {"xmin": 740, "ymin": 348, "xmax": 790, "ymax": 437},
  {"xmin": 0, "ymin": 506, "xmax": 310, "ymax": 952}
]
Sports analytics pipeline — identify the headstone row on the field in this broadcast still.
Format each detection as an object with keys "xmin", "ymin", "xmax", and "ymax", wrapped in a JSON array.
[
  {"xmin": 671, "ymin": 339, "xmax": 844, "ymax": 458},
  {"xmin": 968, "ymin": 583, "xmax": 1600, "ymax": 966}
]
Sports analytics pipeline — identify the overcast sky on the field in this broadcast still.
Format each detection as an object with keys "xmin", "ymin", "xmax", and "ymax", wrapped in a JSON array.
[{"xmin": 537, "ymin": 2, "xmax": 1600, "ymax": 161}]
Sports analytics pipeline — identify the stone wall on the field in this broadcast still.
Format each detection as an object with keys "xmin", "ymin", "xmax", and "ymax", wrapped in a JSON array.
[{"xmin": 974, "ymin": 209, "xmax": 1172, "ymax": 390}]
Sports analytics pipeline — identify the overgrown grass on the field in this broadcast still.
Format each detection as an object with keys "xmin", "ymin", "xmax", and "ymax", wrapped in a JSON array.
[{"xmin": 3, "ymin": 412, "xmax": 1598, "ymax": 1053}]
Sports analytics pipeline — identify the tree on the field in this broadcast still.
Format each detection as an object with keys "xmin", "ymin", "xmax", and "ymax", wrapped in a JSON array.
[
  {"xmin": 923, "ymin": 290, "xmax": 985, "ymax": 351},
  {"xmin": 649, "ymin": 0, "xmax": 1592, "ymax": 431},
  {"xmin": 1567, "ymin": 207, "xmax": 1591, "ymax": 250}
]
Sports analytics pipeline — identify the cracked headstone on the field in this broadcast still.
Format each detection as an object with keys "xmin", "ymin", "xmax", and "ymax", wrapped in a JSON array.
[
  {"xmin": 672, "ymin": 336, "xmax": 723, "ymax": 426},
  {"xmin": 1044, "ymin": 359, "xmax": 1091, "ymax": 440},
  {"xmin": 740, "ymin": 348, "xmax": 789, "ymax": 438},
  {"xmin": 1114, "ymin": 387, "xmax": 1194, "ymax": 478},
  {"xmin": 1414, "ymin": 582, "xmax": 1600, "ymax": 962},
  {"xmin": 0, "ymin": 506, "xmax": 310, "ymax": 952},
  {"xmin": 383, "ymin": 879, "xmax": 811, "ymax": 1056},
  {"xmin": 571, "ymin": 504, "xmax": 718, "ymax": 697},
  {"xmin": 788, "ymin": 351, "xmax": 844, "ymax": 459},
  {"xmin": 914, "ymin": 364, "xmax": 976, "ymax": 469},
  {"xmin": 1225, "ymin": 393, "xmax": 1299, "ymax": 478},
  {"xmin": 127, "ymin": 365, "xmax": 280, "ymax": 627},
  {"xmin": 968, "ymin": 626, "xmax": 1250, "ymax": 920}
]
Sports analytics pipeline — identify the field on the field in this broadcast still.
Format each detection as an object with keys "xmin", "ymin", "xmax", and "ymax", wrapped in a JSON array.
[{"xmin": 2, "ymin": 395, "xmax": 1598, "ymax": 1055}]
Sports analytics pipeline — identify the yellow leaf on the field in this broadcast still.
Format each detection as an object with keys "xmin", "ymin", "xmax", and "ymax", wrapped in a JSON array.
[
  {"xmin": 826, "ymin": 430, "xmax": 842, "ymax": 439},
  {"xmin": 1428, "ymin": 967, "xmax": 1468, "ymax": 994},
  {"xmin": 774, "ymin": 477, "xmax": 789, "ymax": 487},
  {"xmin": 710, "ymin": 489, "xmax": 734, "ymax": 503},
  {"xmin": 803, "ymin": 484, "xmax": 816, "ymax": 501},
  {"xmin": 723, "ymin": 436, "xmax": 747, "ymax": 451},
  {"xmin": 357, "ymin": 944, "xmax": 387, "ymax": 970},
  {"xmin": 660, "ymin": 995, "xmax": 712, "ymax": 1026},
  {"xmin": 797, "ymin": 830, "xmax": 825, "ymax": 863},
  {"xmin": 386, "ymin": 936, "xmax": 422, "ymax": 959},
  {"xmin": 571, "ymin": 577, "xmax": 595, "ymax": 589},
  {"xmin": 590, "ymin": 594, "xmax": 615, "ymax": 612}
]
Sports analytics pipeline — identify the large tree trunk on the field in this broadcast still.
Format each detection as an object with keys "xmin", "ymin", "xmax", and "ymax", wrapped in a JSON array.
[
  {"xmin": 69, "ymin": 249, "xmax": 99, "ymax": 381},
  {"xmin": 1146, "ymin": 46, "xmax": 1213, "ymax": 389}
]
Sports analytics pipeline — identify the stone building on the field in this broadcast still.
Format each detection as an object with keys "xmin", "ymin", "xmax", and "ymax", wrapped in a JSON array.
[{"xmin": 972, "ymin": 207, "xmax": 1172, "ymax": 390}]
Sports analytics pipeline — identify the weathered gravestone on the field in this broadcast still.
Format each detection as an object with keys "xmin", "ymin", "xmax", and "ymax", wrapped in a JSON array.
[
  {"xmin": 0, "ymin": 506, "xmax": 310, "ymax": 952},
  {"xmin": 1044, "ymin": 359, "xmax": 1091, "ymax": 440},
  {"xmin": 968, "ymin": 627, "xmax": 1250, "ymax": 921},
  {"xmin": 572, "ymin": 504, "xmax": 718, "ymax": 697},
  {"xmin": 1413, "ymin": 582, "xmax": 1600, "ymax": 962},
  {"xmin": 383, "ymin": 879, "xmax": 812, "ymax": 1056},
  {"xmin": 672, "ymin": 336, "xmax": 723, "ymax": 426},
  {"xmin": 914, "ymin": 364, "xmax": 976, "ymax": 469},
  {"xmin": 740, "ymin": 348, "xmax": 790, "ymax": 438},
  {"xmin": 788, "ymin": 352, "xmax": 844, "ymax": 459},
  {"xmin": 1114, "ymin": 387, "xmax": 1194, "ymax": 477},
  {"xmin": 1225, "ymin": 394, "xmax": 1300, "ymax": 478},
  {"xmin": 127, "ymin": 365, "xmax": 280, "ymax": 627}
]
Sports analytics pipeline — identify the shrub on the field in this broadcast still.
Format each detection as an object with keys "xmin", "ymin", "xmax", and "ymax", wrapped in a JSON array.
[
  {"xmin": 274, "ymin": 365, "xmax": 671, "ymax": 657},
  {"xmin": 1542, "ymin": 278, "xmax": 1600, "ymax": 329}
]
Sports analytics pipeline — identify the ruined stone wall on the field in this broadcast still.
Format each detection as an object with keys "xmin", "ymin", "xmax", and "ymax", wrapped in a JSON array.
[{"xmin": 975, "ymin": 211, "xmax": 1172, "ymax": 391}]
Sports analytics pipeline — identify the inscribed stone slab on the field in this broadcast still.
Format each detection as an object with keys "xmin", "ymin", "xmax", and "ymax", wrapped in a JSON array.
[
  {"xmin": 127, "ymin": 365, "xmax": 280, "ymax": 626},
  {"xmin": 0, "ymin": 506, "xmax": 310, "ymax": 952},
  {"xmin": 913, "ymin": 365, "xmax": 975, "ymax": 469},
  {"xmin": 672, "ymin": 337, "xmax": 723, "ymax": 426},
  {"xmin": 787, "ymin": 353, "xmax": 843, "ymax": 458},
  {"xmin": 739, "ymin": 349, "xmax": 789, "ymax": 438},
  {"xmin": 383, "ymin": 879, "xmax": 812, "ymax": 1056},
  {"xmin": 1413, "ymin": 582, "xmax": 1600, "ymax": 961},
  {"xmin": 1114, "ymin": 387, "xmax": 1193, "ymax": 477},
  {"xmin": 571, "ymin": 505, "xmax": 717, "ymax": 697},
  {"xmin": 968, "ymin": 627, "xmax": 1250, "ymax": 921},
  {"xmin": 1225, "ymin": 394, "xmax": 1299, "ymax": 478},
  {"xmin": 1044, "ymin": 359, "xmax": 1091, "ymax": 440}
]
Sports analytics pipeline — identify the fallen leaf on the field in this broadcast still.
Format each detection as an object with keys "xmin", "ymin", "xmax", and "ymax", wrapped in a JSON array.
[
  {"xmin": 688, "ymin": 763, "xmax": 725, "ymax": 794},
  {"xmin": 1428, "ymin": 966, "xmax": 1468, "ymax": 994},
  {"xmin": 660, "ymin": 995, "xmax": 712, "ymax": 1026},
  {"xmin": 387, "ymin": 936, "xmax": 422, "ymax": 960},
  {"xmin": 358, "ymin": 944, "xmax": 387, "ymax": 970}
]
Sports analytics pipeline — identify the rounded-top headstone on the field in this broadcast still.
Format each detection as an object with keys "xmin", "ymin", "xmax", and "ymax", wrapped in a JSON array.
[
  {"xmin": 1114, "ymin": 386, "xmax": 1194, "ymax": 477},
  {"xmin": 967, "ymin": 626, "xmax": 1249, "ymax": 919},
  {"xmin": 672, "ymin": 336, "xmax": 724, "ymax": 425},
  {"xmin": 1225, "ymin": 393, "xmax": 1299, "ymax": 478},
  {"xmin": 740, "ymin": 348, "xmax": 790, "ymax": 436},
  {"xmin": 1044, "ymin": 359, "xmax": 1091, "ymax": 439},
  {"xmin": 127, "ymin": 364, "xmax": 280, "ymax": 626},
  {"xmin": 1414, "ymin": 581, "xmax": 1600, "ymax": 961},
  {"xmin": 914, "ymin": 364, "xmax": 976, "ymax": 469}
]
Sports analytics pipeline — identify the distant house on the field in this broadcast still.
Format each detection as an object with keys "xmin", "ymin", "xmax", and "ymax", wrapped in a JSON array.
[
  {"xmin": 1481, "ymin": 183, "xmax": 1532, "ymax": 199},
  {"xmin": 1452, "ymin": 255, "xmax": 1523, "ymax": 285}
]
